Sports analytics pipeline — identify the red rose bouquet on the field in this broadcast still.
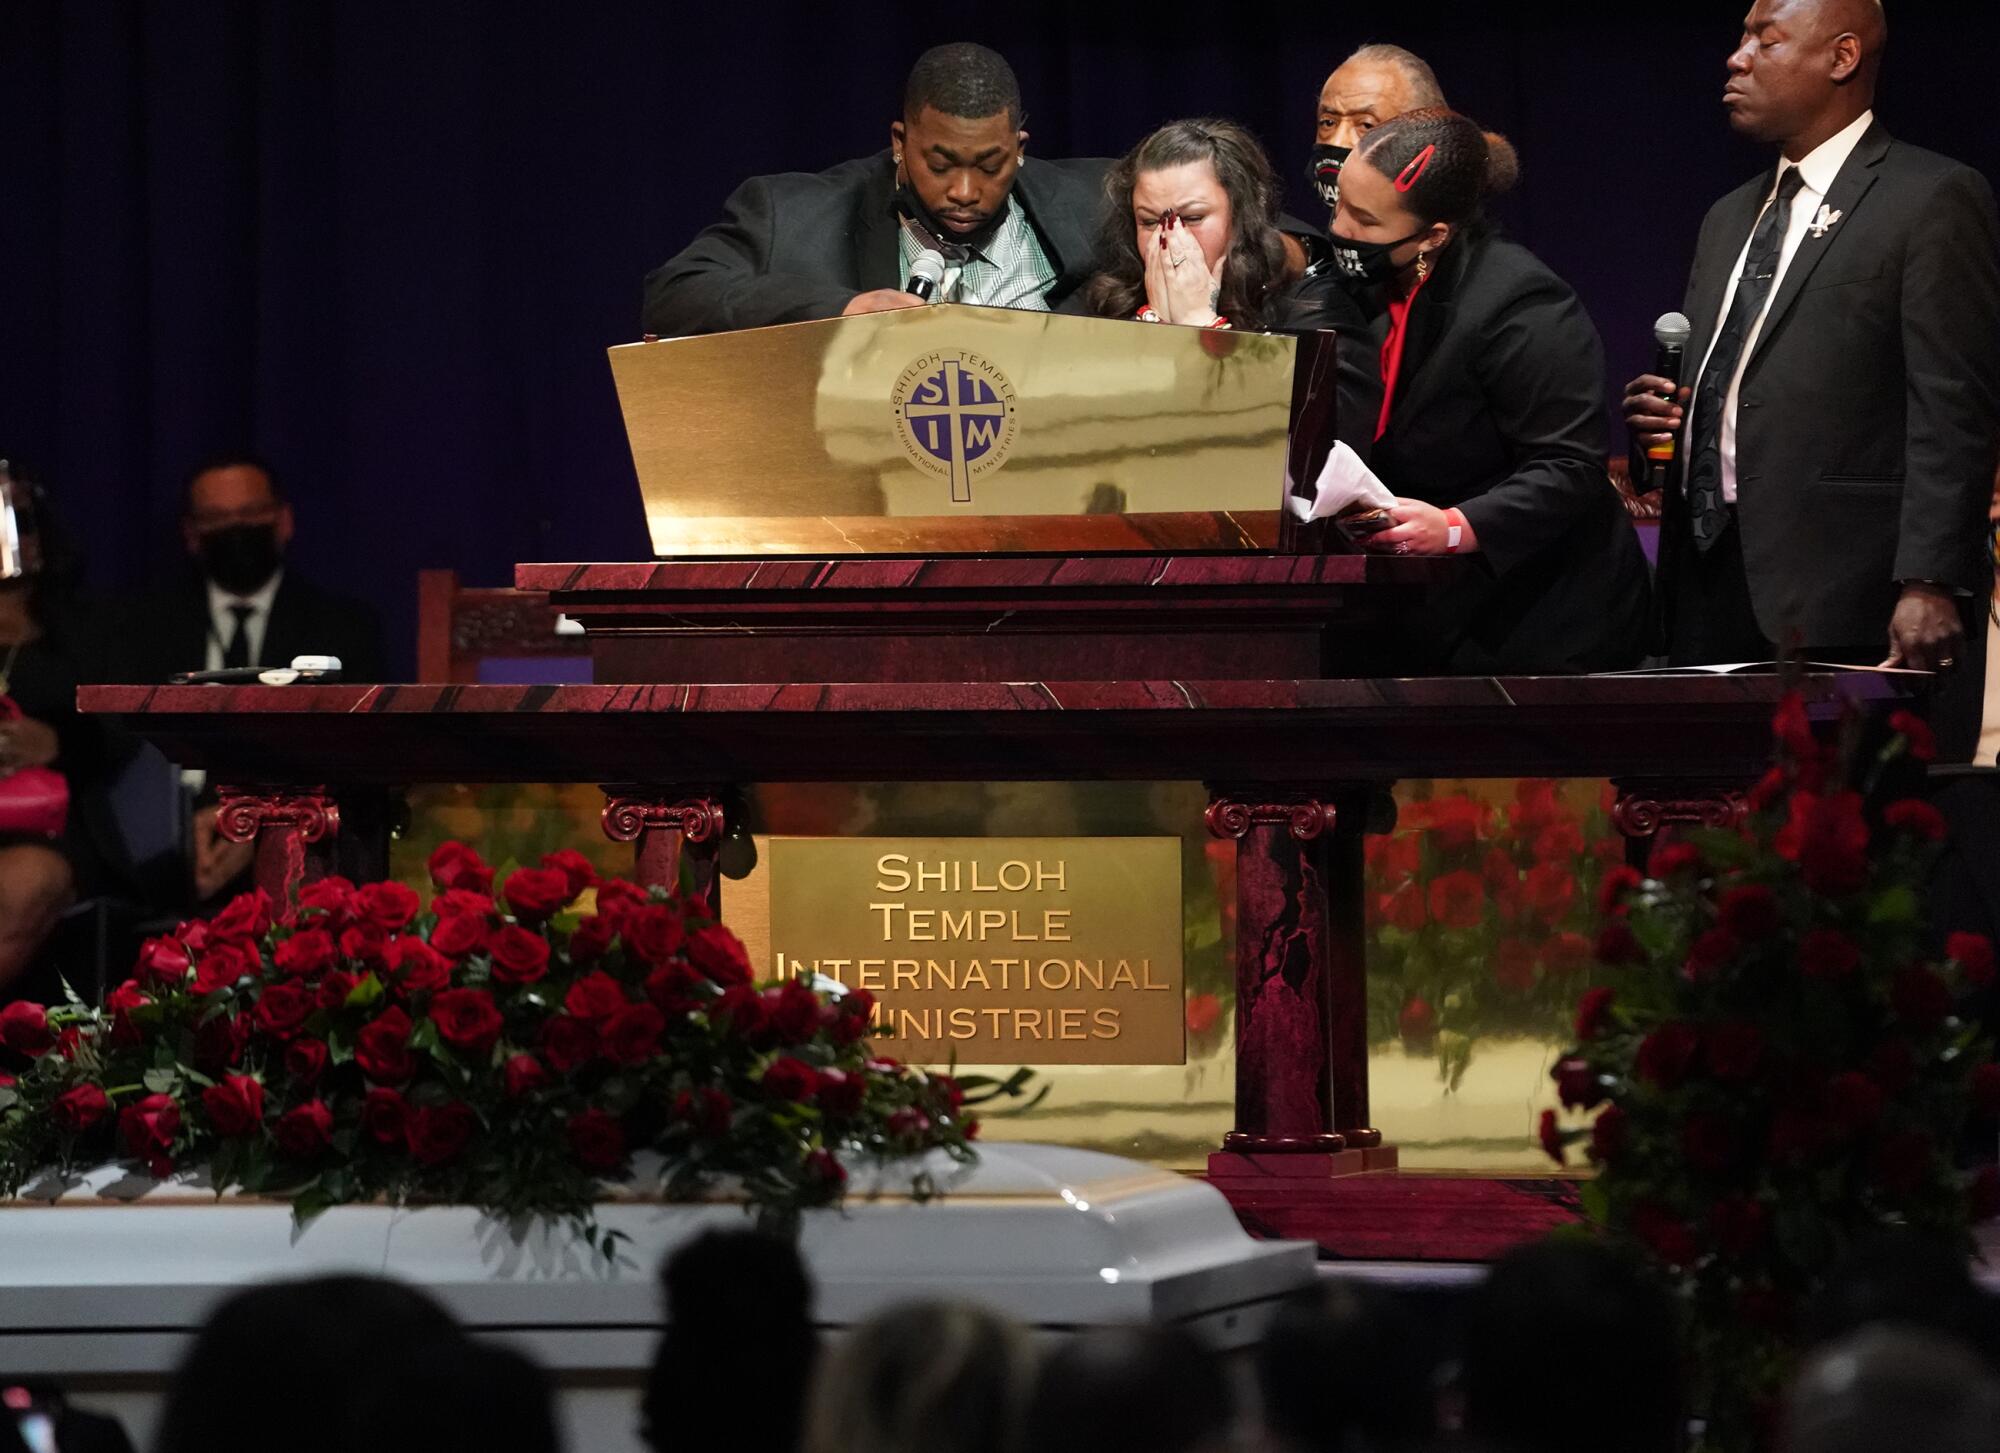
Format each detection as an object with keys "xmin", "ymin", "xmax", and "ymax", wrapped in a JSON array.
[
  {"xmin": 1541, "ymin": 699, "xmax": 1997, "ymax": 1450},
  {"xmin": 0, "ymin": 843, "xmax": 982, "ymax": 1236}
]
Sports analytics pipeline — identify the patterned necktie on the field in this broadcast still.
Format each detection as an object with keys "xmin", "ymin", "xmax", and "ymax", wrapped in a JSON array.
[
  {"xmin": 1685, "ymin": 165, "xmax": 1807, "ymax": 551},
  {"xmin": 222, "ymin": 603, "xmax": 255, "ymax": 669}
]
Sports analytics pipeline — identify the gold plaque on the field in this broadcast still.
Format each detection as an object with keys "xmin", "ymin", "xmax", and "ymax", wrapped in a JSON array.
[
  {"xmin": 767, "ymin": 836, "xmax": 1185, "ymax": 1065},
  {"xmin": 611, "ymin": 303, "xmax": 1299, "ymax": 556}
]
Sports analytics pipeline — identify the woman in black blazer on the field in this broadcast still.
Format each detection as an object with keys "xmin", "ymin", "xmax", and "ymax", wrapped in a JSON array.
[{"xmin": 1308, "ymin": 109, "xmax": 1651, "ymax": 675}]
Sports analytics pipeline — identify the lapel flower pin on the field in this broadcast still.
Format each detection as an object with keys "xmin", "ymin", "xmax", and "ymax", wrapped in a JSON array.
[{"xmin": 1809, "ymin": 203, "xmax": 1843, "ymax": 238}]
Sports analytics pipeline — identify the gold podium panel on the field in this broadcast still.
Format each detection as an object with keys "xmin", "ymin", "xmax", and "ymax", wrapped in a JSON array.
[{"xmin": 611, "ymin": 304, "xmax": 1301, "ymax": 556}]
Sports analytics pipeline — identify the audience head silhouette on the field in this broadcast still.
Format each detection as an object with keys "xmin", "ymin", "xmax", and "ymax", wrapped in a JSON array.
[
  {"xmin": 1023, "ymin": 1323, "xmax": 1233, "ymax": 1453},
  {"xmin": 803, "ymin": 1300, "xmax": 1033, "ymax": 1453}
]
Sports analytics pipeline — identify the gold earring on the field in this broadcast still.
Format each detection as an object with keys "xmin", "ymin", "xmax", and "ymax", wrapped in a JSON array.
[{"xmin": 1414, "ymin": 251, "xmax": 1432, "ymax": 282}]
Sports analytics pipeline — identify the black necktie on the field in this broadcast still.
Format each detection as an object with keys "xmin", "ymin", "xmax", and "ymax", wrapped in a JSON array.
[
  {"xmin": 222, "ymin": 603, "xmax": 255, "ymax": 669},
  {"xmin": 1685, "ymin": 165, "xmax": 1807, "ymax": 551}
]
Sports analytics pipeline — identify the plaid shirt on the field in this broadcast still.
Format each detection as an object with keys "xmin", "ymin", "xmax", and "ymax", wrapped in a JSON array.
[{"xmin": 897, "ymin": 199, "xmax": 1056, "ymax": 311}]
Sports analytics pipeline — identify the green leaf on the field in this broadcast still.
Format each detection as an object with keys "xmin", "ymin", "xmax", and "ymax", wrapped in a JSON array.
[
  {"xmin": 1867, "ymin": 886, "xmax": 1920, "ymax": 927},
  {"xmin": 142, "ymin": 1068, "xmax": 180, "ymax": 1095},
  {"xmin": 344, "ymin": 974, "xmax": 386, "ymax": 1012},
  {"xmin": 1577, "ymin": 1177, "xmax": 1610, "ymax": 1226}
]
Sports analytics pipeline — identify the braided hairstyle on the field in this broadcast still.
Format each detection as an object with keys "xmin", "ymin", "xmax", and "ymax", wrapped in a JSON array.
[
  {"xmin": 1350, "ymin": 107, "xmax": 1520, "ymax": 234},
  {"xmin": 1084, "ymin": 117, "xmax": 1288, "ymax": 330}
]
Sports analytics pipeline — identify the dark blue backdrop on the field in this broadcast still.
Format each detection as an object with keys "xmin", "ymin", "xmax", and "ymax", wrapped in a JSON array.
[{"xmin": 4, "ymin": 2, "xmax": 1995, "ymax": 677}]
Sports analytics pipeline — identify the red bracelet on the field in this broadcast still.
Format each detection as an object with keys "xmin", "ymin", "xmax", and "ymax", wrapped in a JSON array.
[
  {"xmin": 1207, "ymin": 316, "xmax": 1232, "ymax": 330},
  {"xmin": 1135, "ymin": 306, "xmax": 1162, "ymax": 323},
  {"xmin": 1444, "ymin": 507, "xmax": 1467, "ymax": 554}
]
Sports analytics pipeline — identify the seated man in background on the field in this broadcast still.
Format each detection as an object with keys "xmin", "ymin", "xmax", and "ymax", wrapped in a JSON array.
[
  {"xmin": 106, "ymin": 453, "xmax": 383, "ymax": 902},
  {"xmin": 642, "ymin": 42, "xmax": 1110, "ymax": 335}
]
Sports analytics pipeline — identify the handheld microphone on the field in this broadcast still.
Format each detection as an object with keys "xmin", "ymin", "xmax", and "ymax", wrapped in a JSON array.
[
  {"xmin": 1647, "ymin": 312, "xmax": 1693, "ymax": 491},
  {"xmin": 906, "ymin": 249, "xmax": 948, "ymax": 303},
  {"xmin": 169, "ymin": 655, "xmax": 344, "ymax": 686}
]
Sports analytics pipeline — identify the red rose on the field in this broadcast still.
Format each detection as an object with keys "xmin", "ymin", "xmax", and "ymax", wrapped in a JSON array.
[
  {"xmin": 356, "ymin": 1007, "xmax": 417, "ymax": 1084},
  {"xmin": 1799, "ymin": 928, "xmax": 1862, "ymax": 982},
  {"xmin": 405, "ymin": 1102, "xmax": 477, "ymax": 1166},
  {"xmin": 316, "ymin": 970, "xmax": 362, "ymax": 1011},
  {"xmin": 1973, "ymin": 1166, "xmax": 2000, "ymax": 1223},
  {"xmin": 603, "ymin": 1004, "xmax": 666, "ymax": 1066},
  {"xmin": 645, "ymin": 962, "xmax": 704, "ymax": 1018},
  {"xmin": 1746, "ymin": 765, "xmax": 1789, "ymax": 813},
  {"xmin": 1828, "ymin": 1071, "xmax": 1885, "ymax": 1132},
  {"xmin": 1574, "ymin": 987, "xmax": 1617, "ymax": 1041},
  {"xmin": 429, "ymin": 988, "xmax": 503, "ymax": 1056},
  {"xmin": 1649, "ymin": 840, "xmax": 1702, "ymax": 878},
  {"xmin": 209, "ymin": 889, "xmax": 274, "ymax": 942},
  {"xmin": 362, "ymin": 1087, "xmax": 408, "ymax": 1146},
  {"xmin": 1869, "ymin": 1038, "xmax": 1917, "ymax": 1092},
  {"xmin": 190, "ymin": 940, "xmax": 259, "ymax": 996},
  {"xmin": 1512, "ymin": 779, "xmax": 1564, "ymax": 832},
  {"xmin": 1485, "ymin": 937, "xmax": 1534, "ymax": 993},
  {"xmin": 201, "ymin": 1075, "xmax": 266, "ymax": 1137},
  {"xmin": 1379, "ymin": 881, "xmax": 1427, "ymax": 932},
  {"xmin": 1374, "ymin": 833, "xmax": 1421, "ymax": 883},
  {"xmin": 542, "ymin": 1015, "xmax": 598, "ymax": 1072},
  {"xmin": 355, "ymin": 881, "xmax": 420, "ymax": 931},
  {"xmin": 1972, "ymin": 1063, "xmax": 2000, "ymax": 1119},
  {"xmin": 804, "ymin": 1148, "xmax": 847, "ymax": 1189},
  {"xmin": 251, "ymin": 982, "xmax": 314, "ymax": 1040},
  {"xmin": 53, "ymin": 1083, "xmax": 110, "ymax": 1132},
  {"xmin": 1949, "ymin": 933, "xmax": 1997, "ymax": 989},
  {"xmin": 887, "ymin": 1106, "xmax": 930, "ymax": 1142},
  {"xmin": 761, "ymin": 1056, "xmax": 818, "ymax": 1102},
  {"xmin": 541, "ymin": 848, "xmax": 598, "ymax": 899},
  {"xmin": 274, "ymin": 928, "xmax": 337, "ymax": 979},
  {"xmin": 623, "ymin": 904, "xmax": 687, "ymax": 966},
  {"xmin": 429, "ymin": 888, "xmax": 494, "ymax": 919},
  {"xmin": 427, "ymin": 911, "xmax": 489, "ymax": 960},
  {"xmin": 675, "ymin": 1087, "xmax": 734, "ymax": 1136},
  {"xmin": 503, "ymin": 1053, "xmax": 549, "ymax": 1098},
  {"xmin": 688, "ymin": 925, "xmax": 753, "ymax": 986},
  {"xmin": 427, "ymin": 841, "xmax": 493, "ymax": 894},
  {"xmin": 296, "ymin": 876, "xmax": 358, "ymax": 926},
  {"xmin": 338, "ymin": 924, "xmax": 389, "ymax": 969},
  {"xmin": 1534, "ymin": 820, "xmax": 1586, "ymax": 863},
  {"xmin": 1882, "ymin": 798, "xmax": 1948, "ymax": 843},
  {"xmin": 816, "ymin": 1067, "xmax": 866, "ymax": 1116},
  {"xmin": 764, "ymin": 980, "xmax": 825, "ymax": 1044},
  {"xmin": 1596, "ymin": 919, "xmax": 1645, "ymax": 966},
  {"xmin": 191, "ymin": 1012, "xmax": 250, "ymax": 1073},
  {"xmin": 1424, "ymin": 795, "xmax": 1489, "ymax": 851},
  {"xmin": 593, "ymin": 878, "xmax": 650, "ymax": 927},
  {"xmin": 711, "ymin": 983, "xmax": 765, "ymax": 1038},
  {"xmin": 1426, "ymin": 870, "xmax": 1486, "ymax": 931},
  {"xmin": 1711, "ymin": 1197, "xmax": 1768, "ymax": 1259},
  {"xmin": 1538, "ymin": 1108, "xmax": 1566, "ymax": 1165},
  {"xmin": 1590, "ymin": 1103, "xmax": 1628, "ymax": 1162},
  {"xmin": 285, "ymin": 1038, "xmax": 329, "ymax": 1086},
  {"xmin": 1892, "ymin": 965, "xmax": 1953, "ymax": 1031},
  {"xmin": 502, "ymin": 866, "xmax": 575, "ymax": 922},
  {"xmin": 1554, "ymin": 1057, "xmax": 1603, "ymax": 1110},
  {"xmin": 1798, "ymin": 791, "xmax": 1871, "ymax": 896},
  {"xmin": 136, "ymin": 935, "xmax": 193, "ymax": 987},
  {"xmin": 1398, "ymin": 997, "xmax": 1437, "ymax": 1044},
  {"xmin": 565, "ymin": 1109, "xmax": 626, "ymax": 1172},
  {"xmin": 0, "ymin": 1000, "xmax": 55, "ymax": 1057},
  {"xmin": 1889, "ymin": 709, "xmax": 1938, "ymax": 764},
  {"xmin": 388, "ymin": 937, "xmax": 453, "ymax": 995},
  {"xmin": 487, "ymin": 925, "xmax": 552, "ymax": 985},
  {"xmin": 1718, "ymin": 884, "xmax": 1781, "ymax": 941},
  {"xmin": 831, "ymin": 988, "xmax": 876, "ymax": 1044},
  {"xmin": 1871, "ymin": 1130, "xmax": 1933, "ymax": 1198},
  {"xmin": 568, "ymin": 914, "xmax": 617, "ymax": 964},
  {"xmin": 1480, "ymin": 846, "xmax": 1518, "ymax": 893},
  {"xmin": 564, "ymin": 971, "xmax": 628, "ymax": 1023},
  {"xmin": 119, "ymin": 1092, "xmax": 182, "ymax": 1177},
  {"xmin": 1772, "ymin": 691, "xmax": 1816, "ymax": 760},
  {"xmin": 1631, "ymin": 1203, "xmax": 1698, "ymax": 1267},
  {"xmin": 1706, "ymin": 1021, "xmax": 1765, "ymax": 1082},
  {"xmin": 1683, "ymin": 927, "xmax": 1740, "ymax": 984},
  {"xmin": 1635, "ymin": 1022, "xmax": 1700, "ymax": 1088},
  {"xmin": 1682, "ymin": 1113, "xmax": 1737, "ymax": 1174},
  {"xmin": 1184, "ymin": 992, "xmax": 1223, "ymax": 1037},
  {"xmin": 1597, "ymin": 865, "xmax": 1645, "ymax": 915}
]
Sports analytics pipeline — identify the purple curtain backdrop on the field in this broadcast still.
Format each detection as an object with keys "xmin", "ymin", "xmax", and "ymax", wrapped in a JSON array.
[{"xmin": 3, "ymin": 2, "xmax": 1995, "ymax": 678}]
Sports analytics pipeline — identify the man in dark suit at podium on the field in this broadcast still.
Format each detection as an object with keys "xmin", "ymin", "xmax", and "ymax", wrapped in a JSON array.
[
  {"xmin": 642, "ymin": 43, "xmax": 1110, "ymax": 336},
  {"xmin": 1624, "ymin": 0, "xmax": 2000, "ymax": 758}
]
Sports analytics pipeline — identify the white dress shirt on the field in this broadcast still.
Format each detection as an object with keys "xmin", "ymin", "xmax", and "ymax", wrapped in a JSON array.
[
  {"xmin": 1689, "ymin": 109, "xmax": 1874, "ymax": 504},
  {"xmin": 203, "ymin": 570, "xmax": 284, "ymax": 671}
]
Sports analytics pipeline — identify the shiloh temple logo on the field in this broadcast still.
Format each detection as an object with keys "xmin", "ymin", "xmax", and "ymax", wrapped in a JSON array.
[{"xmin": 890, "ymin": 350, "xmax": 1019, "ymax": 504}]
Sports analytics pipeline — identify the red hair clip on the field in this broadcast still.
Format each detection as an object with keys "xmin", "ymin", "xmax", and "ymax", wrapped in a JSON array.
[{"xmin": 1394, "ymin": 145, "xmax": 1436, "ymax": 193}]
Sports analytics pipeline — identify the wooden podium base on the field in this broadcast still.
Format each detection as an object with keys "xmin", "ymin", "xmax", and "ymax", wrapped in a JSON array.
[{"xmin": 1203, "ymin": 1167, "xmax": 1586, "ymax": 1262}]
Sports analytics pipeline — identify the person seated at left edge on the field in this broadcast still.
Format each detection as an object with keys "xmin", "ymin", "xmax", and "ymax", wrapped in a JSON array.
[{"xmin": 641, "ymin": 43, "xmax": 1110, "ymax": 336}]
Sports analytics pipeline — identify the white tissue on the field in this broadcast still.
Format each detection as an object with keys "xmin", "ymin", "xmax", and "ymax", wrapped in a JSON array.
[{"xmin": 1287, "ymin": 440, "xmax": 1398, "ymax": 522}]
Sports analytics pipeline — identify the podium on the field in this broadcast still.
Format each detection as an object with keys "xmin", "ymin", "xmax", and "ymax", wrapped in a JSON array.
[{"xmin": 80, "ymin": 306, "xmax": 1917, "ymax": 1256}]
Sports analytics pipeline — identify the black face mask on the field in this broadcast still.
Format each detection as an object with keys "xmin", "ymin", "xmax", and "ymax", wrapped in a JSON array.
[
  {"xmin": 895, "ymin": 177, "xmax": 1009, "ymax": 255},
  {"xmin": 1330, "ymin": 227, "xmax": 1428, "ymax": 288},
  {"xmin": 1305, "ymin": 144, "xmax": 1350, "ymax": 211},
  {"xmin": 198, "ymin": 523, "xmax": 282, "ymax": 595}
]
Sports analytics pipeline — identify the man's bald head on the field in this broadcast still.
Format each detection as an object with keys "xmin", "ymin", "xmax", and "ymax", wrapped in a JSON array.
[{"xmin": 1726, "ymin": 0, "xmax": 1885, "ymax": 156}]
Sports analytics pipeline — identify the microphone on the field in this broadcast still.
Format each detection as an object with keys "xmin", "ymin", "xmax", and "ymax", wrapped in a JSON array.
[
  {"xmin": 1647, "ymin": 311, "xmax": 1693, "ymax": 491},
  {"xmin": 906, "ymin": 249, "xmax": 948, "ymax": 303}
]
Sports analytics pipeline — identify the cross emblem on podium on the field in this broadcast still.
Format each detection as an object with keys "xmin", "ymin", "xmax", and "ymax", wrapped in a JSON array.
[{"xmin": 897, "ymin": 353, "xmax": 1013, "ymax": 504}]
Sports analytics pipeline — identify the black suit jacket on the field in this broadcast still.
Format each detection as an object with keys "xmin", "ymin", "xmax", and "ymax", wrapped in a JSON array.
[
  {"xmin": 1303, "ymin": 233, "xmax": 1652, "ymax": 675},
  {"xmin": 102, "ymin": 571, "xmax": 387, "ymax": 685},
  {"xmin": 641, "ymin": 151, "xmax": 1112, "ymax": 336},
  {"xmin": 1657, "ymin": 123, "xmax": 2000, "ymax": 651}
]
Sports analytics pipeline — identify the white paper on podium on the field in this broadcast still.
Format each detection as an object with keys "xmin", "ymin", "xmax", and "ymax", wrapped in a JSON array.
[{"xmin": 1287, "ymin": 440, "xmax": 1399, "ymax": 522}]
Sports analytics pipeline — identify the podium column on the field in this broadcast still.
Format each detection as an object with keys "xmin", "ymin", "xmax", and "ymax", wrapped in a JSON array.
[
  {"xmin": 215, "ymin": 786, "xmax": 341, "ymax": 904},
  {"xmin": 600, "ymin": 787, "xmax": 726, "ymax": 908}
]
